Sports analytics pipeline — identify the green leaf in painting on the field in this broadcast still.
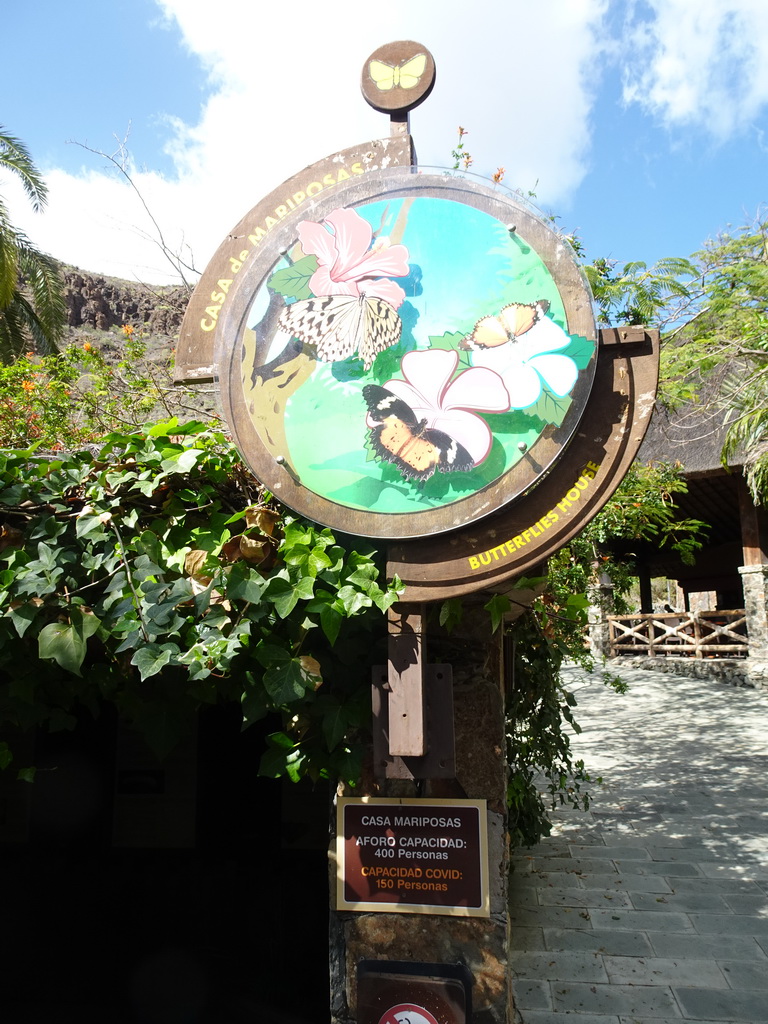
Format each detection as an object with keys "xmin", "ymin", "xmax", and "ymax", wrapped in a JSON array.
[
  {"xmin": 267, "ymin": 255, "xmax": 319, "ymax": 301},
  {"xmin": 527, "ymin": 389, "xmax": 572, "ymax": 426},
  {"xmin": 559, "ymin": 334, "xmax": 596, "ymax": 370},
  {"xmin": 427, "ymin": 331, "xmax": 467, "ymax": 352}
]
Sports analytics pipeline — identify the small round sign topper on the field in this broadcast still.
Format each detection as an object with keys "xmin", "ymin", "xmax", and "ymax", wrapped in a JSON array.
[{"xmin": 361, "ymin": 41, "xmax": 436, "ymax": 114}]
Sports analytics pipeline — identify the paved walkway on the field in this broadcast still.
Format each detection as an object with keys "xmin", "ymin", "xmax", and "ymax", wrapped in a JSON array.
[{"xmin": 509, "ymin": 662, "xmax": 768, "ymax": 1024}]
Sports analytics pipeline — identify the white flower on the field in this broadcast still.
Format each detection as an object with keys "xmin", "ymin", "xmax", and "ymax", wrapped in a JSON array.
[{"xmin": 469, "ymin": 316, "xmax": 578, "ymax": 409}]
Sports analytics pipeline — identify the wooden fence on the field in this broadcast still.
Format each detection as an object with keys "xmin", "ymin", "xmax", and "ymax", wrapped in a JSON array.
[{"xmin": 607, "ymin": 610, "xmax": 749, "ymax": 659}]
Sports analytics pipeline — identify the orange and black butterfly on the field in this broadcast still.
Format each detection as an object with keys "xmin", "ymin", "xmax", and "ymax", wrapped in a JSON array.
[
  {"xmin": 461, "ymin": 299, "xmax": 550, "ymax": 350},
  {"xmin": 363, "ymin": 385, "xmax": 473, "ymax": 482}
]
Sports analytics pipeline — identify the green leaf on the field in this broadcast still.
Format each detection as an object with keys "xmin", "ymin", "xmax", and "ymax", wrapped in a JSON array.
[
  {"xmin": 161, "ymin": 448, "xmax": 203, "ymax": 475},
  {"xmin": 484, "ymin": 593, "xmax": 511, "ymax": 633},
  {"xmin": 320, "ymin": 603, "xmax": 343, "ymax": 645},
  {"xmin": 226, "ymin": 561, "xmax": 266, "ymax": 603},
  {"xmin": 17, "ymin": 767, "xmax": 36, "ymax": 783},
  {"xmin": 438, "ymin": 597, "xmax": 463, "ymax": 633},
  {"xmin": 241, "ymin": 684, "xmax": 271, "ymax": 729},
  {"xmin": 428, "ymin": 330, "xmax": 467, "ymax": 351},
  {"xmin": 7, "ymin": 602, "xmax": 38, "ymax": 638},
  {"xmin": 559, "ymin": 334, "xmax": 596, "ymax": 370},
  {"xmin": 527, "ymin": 389, "xmax": 572, "ymax": 426},
  {"xmin": 336, "ymin": 585, "xmax": 372, "ymax": 616},
  {"xmin": 259, "ymin": 732, "xmax": 305, "ymax": 780},
  {"xmin": 263, "ymin": 657, "xmax": 312, "ymax": 705},
  {"xmin": 267, "ymin": 255, "xmax": 318, "ymax": 301},
  {"xmin": 264, "ymin": 573, "xmax": 314, "ymax": 618},
  {"xmin": 320, "ymin": 697, "xmax": 348, "ymax": 751},
  {"xmin": 0, "ymin": 741, "xmax": 12, "ymax": 770},
  {"xmin": 38, "ymin": 610, "xmax": 101, "ymax": 676},
  {"xmin": 131, "ymin": 642, "xmax": 179, "ymax": 681}
]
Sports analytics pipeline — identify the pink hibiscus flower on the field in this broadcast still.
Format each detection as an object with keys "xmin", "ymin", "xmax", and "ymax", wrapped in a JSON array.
[
  {"xmin": 297, "ymin": 207, "xmax": 410, "ymax": 309},
  {"xmin": 374, "ymin": 348, "xmax": 511, "ymax": 465}
]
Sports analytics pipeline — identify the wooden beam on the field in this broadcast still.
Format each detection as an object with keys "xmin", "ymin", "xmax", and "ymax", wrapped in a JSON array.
[
  {"xmin": 738, "ymin": 473, "xmax": 768, "ymax": 565},
  {"xmin": 387, "ymin": 603, "xmax": 426, "ymax": 757}
]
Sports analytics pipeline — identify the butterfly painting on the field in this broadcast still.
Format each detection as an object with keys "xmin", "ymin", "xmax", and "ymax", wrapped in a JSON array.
[
  {"xmin": 462, "ymin": 300, "xmax": 551, "ymax": 350},
  {"xmin": 363, "ymin": 384, "xmax": 474, "ymax": 482},
  {"xmin": 368, "ymin": 53, "xmax": 427, "ymax": 92},
  {"xmin": 278, "ymin": 294, "xmax": 402, "ymax": 370}
]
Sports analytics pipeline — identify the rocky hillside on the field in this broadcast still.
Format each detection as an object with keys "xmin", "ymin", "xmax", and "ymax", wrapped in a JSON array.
[{"xmin": 63, "ymin": 267, "xmax": 189, "ymax": 336}]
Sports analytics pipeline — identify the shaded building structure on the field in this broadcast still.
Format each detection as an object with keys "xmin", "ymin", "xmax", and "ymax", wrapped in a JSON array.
[{"xmin": 598, "ymin": 380, "xmax": 768, "ymax": 684}]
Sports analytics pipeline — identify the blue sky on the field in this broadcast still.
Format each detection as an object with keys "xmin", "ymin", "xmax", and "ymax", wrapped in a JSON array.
[{"xmin": 2, "ymin": 0, "xmax": 767, "ymax": 284}]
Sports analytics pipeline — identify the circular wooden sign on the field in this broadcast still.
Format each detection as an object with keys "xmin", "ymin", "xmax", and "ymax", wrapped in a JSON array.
[
  {"xmin": 214, "ymin": 167, "xmax": 597, "ymax": 540},
  {"xmin": 361, "ymin": 41, "xmax": 436, "ymax": 114}
]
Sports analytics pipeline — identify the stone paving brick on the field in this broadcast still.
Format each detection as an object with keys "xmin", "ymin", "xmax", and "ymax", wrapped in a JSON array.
[
  {"xmin": 602, "ymin": 955, "xmax": 728, "ymax": 987},
  {"xmin": 586, "ymin": 907, "xmax": 695, "ymax": 932},
  {"xmin": 612, "ymin": 860, "xmax": 704, "ymax": 877},
  {"xmin": 698, "ymin": 862, "xmax": 768, "ymax": 880},
  {"xmin": 526, "ymin": 1014, "xmax": 620, "ymax": 1024},
  {"xmin": 666, "ymin": 877, "xmax": 766, "ymax": 895},
  {"xmin": 618, "ymin": 1019, "xmax": 726, "ymax": 1024},
  {"xmin": 517, "ymin": 871, "xmax": 587, "ymax": 889},
  {"xmin": 721, "ymin": 892, "xmax": 768, "ymax": 914},
  {"xmin": 510, "ymin": 927, "xmax": 546, "ymax": 951},
  {"xmin": 536, "ymin": 887, "xmax": 633, "ymax": 909},
  {"xmin": 542, "ymin": 927, "xmax": 654, "ymax": 956},
  {"xmin": 513, "ymin": 951, "xmax": 609, "ymax": 983},
  {"xmin": 511, "ymin": 979, "xmax": 552, "ymax": 1010},
  {"xmin": 529, "ymin": 857, "xmax": 622, "ymax": 874},
  {"xmin": 649, "ymin": 932, "xmax": 767, "ymax": 961},
  {"xmin": 673, "ymin": 987, "xmax": 768, "ymax": 1022},
  {"xmin": 629, "ymin": 891, "xmax": 730, "ymax": 913},
  {"xmin": 551, "ymin": 982, "xmax": 679, "ymax": 1017},
  {"xmin": 510, "ymin": 906, "xmax": 596, "ymax": 930},
  {"xmin": 569, "ymin": 845, "xmax": 652, "ymax": 860},
  {"xmin": 691, "ymin": 913, "xmax": 768, "ymax": 936},
  {"xmin": 578, "ymin": 873, "xmax": 673, "ymax": 893},
  {"xmin": 645, "ymin": 846, "xmax": 728, "ymax": 862},
  {"xmin": 718, "ymin": 958, "xmax": 768, "ymax": 989}
]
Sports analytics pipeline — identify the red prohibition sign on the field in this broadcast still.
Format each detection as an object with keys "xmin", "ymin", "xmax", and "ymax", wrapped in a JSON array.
[{"xmin": 378, "ymin": 1003, "xmax": 441, "ymax": 1024}]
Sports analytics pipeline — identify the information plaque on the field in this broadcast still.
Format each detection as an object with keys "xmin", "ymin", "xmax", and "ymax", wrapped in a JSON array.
[{"xmin": 336, "ymin": 797, "xmax": 489, "ymax": 917}]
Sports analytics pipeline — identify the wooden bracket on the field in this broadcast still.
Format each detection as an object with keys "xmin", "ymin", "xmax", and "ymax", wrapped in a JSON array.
[
  {"xmin": 387, "ymin": 603, "xmax": 426, "ymax": 756},
  {"xmin": 372, "ymin": 663, "xmax": 455, "ymax": 780}
]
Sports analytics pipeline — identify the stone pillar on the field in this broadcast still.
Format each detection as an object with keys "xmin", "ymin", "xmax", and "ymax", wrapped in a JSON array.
[
  {"xmin": 329, "ymin": 604, "xmax": 512, "ymax": 1023},
  {"xmin": 587, "ymin": 566, "xmax": 614, "ymax": 660},
  {"xmin": 739, "ymin": 563, "xmax": 768, "ymax": 687}
]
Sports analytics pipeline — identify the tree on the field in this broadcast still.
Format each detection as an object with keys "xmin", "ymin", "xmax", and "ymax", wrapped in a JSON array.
[{"xmin": 0, "ymin": 126, "xmax": 67, "ymax": 363}]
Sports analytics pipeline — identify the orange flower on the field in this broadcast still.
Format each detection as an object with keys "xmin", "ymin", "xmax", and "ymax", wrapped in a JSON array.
[
  {"xmin": 83, "ymin": 342, "xmax": 92, "ymax": 352},
  {"xmin": 122, "ymin": 324, "xmax": 134, "ymax": 337},
  {"xmin": 22, "ymin": 380, "xmax": 35, "ymax": 392}
]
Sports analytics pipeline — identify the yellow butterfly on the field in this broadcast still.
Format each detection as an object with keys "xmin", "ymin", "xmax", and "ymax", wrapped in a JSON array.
[
  {"xmin": 369, "ymin": 54, "xmax": 427, "ymax": 92},
  {"xmin": 462, "ymin": 300, "xmax": 551, "ymax": 350}
]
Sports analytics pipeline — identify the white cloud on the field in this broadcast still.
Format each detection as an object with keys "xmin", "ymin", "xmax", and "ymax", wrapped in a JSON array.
[
  {"xmin": 621, "ymin": 0, "xmax": 768, "ymax": 137},
  {"xmin": 6, "ymin": 0, "xmax": 610, "ymax": 283}
]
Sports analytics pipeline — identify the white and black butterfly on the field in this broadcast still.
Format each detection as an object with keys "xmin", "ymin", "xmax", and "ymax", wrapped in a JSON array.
[
  {"xmin": 277, "ymin": 294, "xmax": 402, "ymax": 370},
  {"xmin": 363, "ymin": 385, "xmax": 474, "ymax": 483}
]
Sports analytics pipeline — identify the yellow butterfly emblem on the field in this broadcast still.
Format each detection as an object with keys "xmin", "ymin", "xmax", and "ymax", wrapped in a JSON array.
[{"xmin": 369, "ymin": 54, "xmax": 427, "ymax": 92}]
